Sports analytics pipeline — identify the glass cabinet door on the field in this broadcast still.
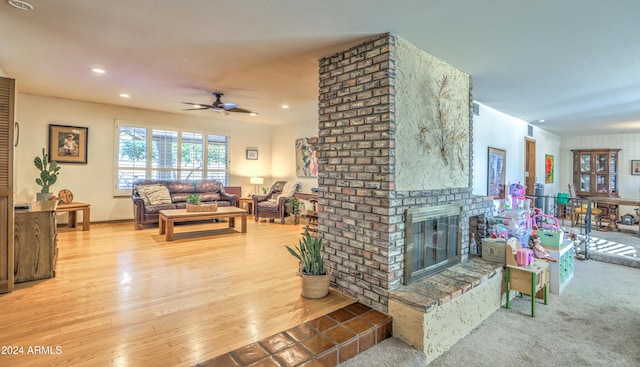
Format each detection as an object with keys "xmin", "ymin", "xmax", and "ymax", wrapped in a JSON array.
[
  {"xmin": 595, "ymin": 175, "xmax": 608, "ymax": 193},
  {"xmin": 579, "ymin": 174, "xmax": 591, "ymax": 193},
  {"xmin": 580, "ymin": 154, "xmax": 591, "ymax": 173},
  {"xmin": 595, "ymin": 154, "xmax": 608, "ymax": 173}
]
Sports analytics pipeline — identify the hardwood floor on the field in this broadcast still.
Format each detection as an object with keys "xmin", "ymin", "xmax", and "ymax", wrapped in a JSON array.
[{"xmin": 0, "ymin": 220, "xmax": 354, "ymax": 367}]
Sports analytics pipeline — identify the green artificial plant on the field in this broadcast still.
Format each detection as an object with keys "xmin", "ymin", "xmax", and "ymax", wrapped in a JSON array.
[
  {"xmin": 34, "ymin": 148, "xmax": 61, "ymax": 193},
  {"xmin": 285, "ymin": 230, "xmax": 326, "ymax": 275},
  {"xmin": 186, "ymin": 193, "xmax": 201, "ymax": 205},
  {"xmin": 288, "ymin": 196, "xmax": 303, "ymax": 215}
]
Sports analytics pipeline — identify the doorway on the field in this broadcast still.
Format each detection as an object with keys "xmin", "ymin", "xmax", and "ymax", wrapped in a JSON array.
[{"xmin": 525, "ymin": 138, "xmax": 536, "ymax": 195}]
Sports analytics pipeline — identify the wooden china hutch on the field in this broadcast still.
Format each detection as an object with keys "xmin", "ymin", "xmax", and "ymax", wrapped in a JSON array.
[{"xmin": 571, "ymin": 149, "xmax": 620, "ymax": 198}]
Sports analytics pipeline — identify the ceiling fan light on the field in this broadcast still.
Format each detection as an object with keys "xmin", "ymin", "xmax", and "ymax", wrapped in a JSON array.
[{"xmin": 8, "ymin": 0, "xmax": 33, "ymax": 10}]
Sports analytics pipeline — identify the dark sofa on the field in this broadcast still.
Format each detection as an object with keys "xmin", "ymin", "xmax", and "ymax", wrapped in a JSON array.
[{"xmin": 132, "ymin": 179, "xmax": 238, "ymax": 229}]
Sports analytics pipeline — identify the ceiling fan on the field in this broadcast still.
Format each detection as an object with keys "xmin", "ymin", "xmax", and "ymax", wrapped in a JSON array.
[{"xmin": 182, "ymin": 92, "xmax": 256, "ymax": 115}]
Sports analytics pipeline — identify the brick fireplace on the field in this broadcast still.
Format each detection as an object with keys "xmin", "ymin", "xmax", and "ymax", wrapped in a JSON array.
[{"xmin": 316, "ymin": 33, "xmax": 493, "ymax": 313}]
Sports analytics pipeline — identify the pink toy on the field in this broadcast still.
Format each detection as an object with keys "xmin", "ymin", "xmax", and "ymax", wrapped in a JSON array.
[{"xmin": 516, "ymin": 248, "xmax": 534, "ymax": 266}]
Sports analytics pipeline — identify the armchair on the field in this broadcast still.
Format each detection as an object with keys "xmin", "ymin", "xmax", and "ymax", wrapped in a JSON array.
[{"xmin": 253, "ymin": 181, "xmax": 300, "ymax": 224}]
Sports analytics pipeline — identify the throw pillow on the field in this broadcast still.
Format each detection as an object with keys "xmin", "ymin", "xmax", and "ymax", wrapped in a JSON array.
[
  {"xmin": 136, "ymin": 184, "xmax": 162, "ymax": 205},
  {"xmin": 276, "ymin": 181, "xmax": 297, "ymax": 201},
  {"xmin": 144, "ymin": 185, "xmax": 172, "ymax": 205}
]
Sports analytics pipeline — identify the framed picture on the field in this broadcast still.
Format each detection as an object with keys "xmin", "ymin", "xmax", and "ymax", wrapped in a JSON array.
[
  {"xmin": 246, "ymin": 148, "xmax": 258, "ymax": 160},
  {"xmin": 545, "ymin": 154, "xmax": 554, "ymax": 183},
  {"xmin": 48, "ymin": 124, "xmax": 88, "ymax": 164},
  {"xmin": 295, "ymin": 137, "xmax": 318, "ymax": 177},
  {"xmin": 632, "ymin": 160, "xmax": 640, "ymax": 175},
  {"xmin": 487, "ymin": 147, "xmax": 506, "ymax": 199}
]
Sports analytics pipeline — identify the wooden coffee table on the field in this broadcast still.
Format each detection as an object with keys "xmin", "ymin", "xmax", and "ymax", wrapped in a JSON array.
[{"xmin": 159, "ymin": 206, "xmax": 247, "ymax": 241}]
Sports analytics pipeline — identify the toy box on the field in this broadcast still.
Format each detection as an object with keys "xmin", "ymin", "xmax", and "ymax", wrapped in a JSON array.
[
  {"xmin": 538, "ymin": 229, "xmax": 564, "ymax": 248},
  {"xmin": 482, "ymin": 238, "xmax": 507, "ymax": 263}
]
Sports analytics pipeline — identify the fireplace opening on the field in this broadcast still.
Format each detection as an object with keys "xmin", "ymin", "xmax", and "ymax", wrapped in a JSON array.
[{"xmin": 404, "ymin": 205, "xmax": 461, "ymax": 285}]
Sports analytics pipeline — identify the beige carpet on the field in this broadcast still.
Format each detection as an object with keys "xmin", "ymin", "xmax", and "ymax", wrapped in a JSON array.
[{"xmin": 338, "ymin": 258, "xmax": 640, "ymax": 367}]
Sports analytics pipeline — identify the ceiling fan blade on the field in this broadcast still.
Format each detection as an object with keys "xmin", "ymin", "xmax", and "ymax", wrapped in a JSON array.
[
  {"xmin": 183, "ymin": 107, "xmax": 212, "ymax": 111},
  {"xmin": 182, "ymin": 102, "xmax": 213, "ymax": 108},
  {"xmin": 226, "ymin": 107, "xmax": 254, "ymax": 114}
]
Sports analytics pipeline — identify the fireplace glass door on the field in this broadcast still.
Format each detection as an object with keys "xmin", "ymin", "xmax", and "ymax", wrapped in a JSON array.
[{"xmin": 405, "ymin": 205, "xmax": 461, "ymax": 284}]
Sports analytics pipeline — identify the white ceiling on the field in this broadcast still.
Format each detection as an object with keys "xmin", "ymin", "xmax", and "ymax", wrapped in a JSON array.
[{"xmin": 1, "ymin": 0, "xmax": 639, "ymax": 136}]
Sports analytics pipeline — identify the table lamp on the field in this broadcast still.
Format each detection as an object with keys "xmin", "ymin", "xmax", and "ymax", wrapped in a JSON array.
[{"xmin": 250, "ymin": 176, "xmax": 264, "ymax": 195}]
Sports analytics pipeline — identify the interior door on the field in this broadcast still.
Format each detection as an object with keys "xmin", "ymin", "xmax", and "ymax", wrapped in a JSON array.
[
  {"xmin": 524, "ymin": 138, "xmax": 536, "ymax": 196},
  {"xmin": 0, "ymin": 77, "xmax": 15, "ymax": 293}
]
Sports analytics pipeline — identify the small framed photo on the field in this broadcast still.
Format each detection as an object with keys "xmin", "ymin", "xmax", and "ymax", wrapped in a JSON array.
[
  {"xmin": 246, "ymin": 148, "xmax": 258, "ymax": 160},
  {"xmin": 632, "ymin": 160, "xmax": 640, "ymax": 175},
  {"xmin": 49, "ymin": 124, "xmax": 88, "ymax": 164}
]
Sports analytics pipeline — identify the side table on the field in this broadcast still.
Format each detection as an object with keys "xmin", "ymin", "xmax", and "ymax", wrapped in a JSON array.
[
  {"xmin": 238, "ymin": 197, "xmax": 253, "ymax": 215},
  {"xmin": 56, "ymin": 202, "xmax": 91, "ymax": 231},
  {"xmin": 505, "ymin": 259, "xmax": 549, "ymax": 317}
]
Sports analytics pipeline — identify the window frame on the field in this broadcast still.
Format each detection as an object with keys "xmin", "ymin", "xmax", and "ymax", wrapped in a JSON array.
[{"xmin": 114, "ymin": 119, "xmax": 230, "ymax": 196}]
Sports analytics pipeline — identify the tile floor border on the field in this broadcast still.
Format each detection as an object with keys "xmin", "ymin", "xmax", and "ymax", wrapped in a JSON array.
[{"xmin": 195, "ymin": 303, "xmax": 392, "ymax": 367}]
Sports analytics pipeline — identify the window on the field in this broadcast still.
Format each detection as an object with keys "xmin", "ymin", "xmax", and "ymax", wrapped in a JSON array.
[{"xmin": 114, "ymin": 120, "xmax": 229, "ymax": 196}]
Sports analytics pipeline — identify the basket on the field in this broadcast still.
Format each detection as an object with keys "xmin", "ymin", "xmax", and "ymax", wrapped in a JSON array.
[
  {"xmin": 557, "ymin": 192, "xmax": 569, "ymax": 205},
  {"xmin": 300, "ymin": 273, "xmax": 331, "ymax": 299},
  {"xmin": 186, "ymin": 203, "xmax": 218, "ymax": 212},
  {"xmin": 300, "ymin": 264, "xmax": 332, "ymax": 299}
]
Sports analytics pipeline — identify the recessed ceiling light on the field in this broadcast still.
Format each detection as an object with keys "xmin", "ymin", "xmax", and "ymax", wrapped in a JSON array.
[
  {"xmin": 119, "ymin": 93, "xmax": 130, "ymax": 98},
  {"xmin": 91, "ymin": 68, "xmax": 106, "ymax": 74},
  {"xmin": 281, "ymin": 105, "xmax": 289, "ymax": 109},
  {"xmin": 249, "ymin": 112, "xmax": 258, "ymax": 116},
  {"xmin": 8, "ymin": 0, "xmax": 33, "ymax": 10}
]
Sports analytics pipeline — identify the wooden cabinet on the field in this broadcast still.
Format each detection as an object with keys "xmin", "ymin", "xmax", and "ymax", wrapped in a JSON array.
[
  {"xmin": 0, "ymin": 77, "xmax": 15, "ymax": 293},
  {"xmin": 571, "ymin": 149, "xmax": 620, "ymax": 197},
  {"xmin": 14, "ymin": 201, "xmax": 58, "ymax": 283}
]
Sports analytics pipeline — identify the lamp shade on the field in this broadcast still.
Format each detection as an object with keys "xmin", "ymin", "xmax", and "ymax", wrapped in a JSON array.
[{"xmin": 250, "ymin": 177, "xmax": 264, "ymax": 185}]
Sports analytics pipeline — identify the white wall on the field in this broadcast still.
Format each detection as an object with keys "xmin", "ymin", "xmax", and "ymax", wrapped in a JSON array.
[
  {"xmin": 472, "ymin": 102, "xmax": 561, "ymax": 198},
  {"xmin": 15, "ymin": 93, "xmax": 274, "ymax": 221},
  {"xmin": 271, "ymin": 119, "xmax": 319, "ymax": 193},
  {"xmin": 562, "ymin": 133, "xmax": 640, "ymax": 217}
]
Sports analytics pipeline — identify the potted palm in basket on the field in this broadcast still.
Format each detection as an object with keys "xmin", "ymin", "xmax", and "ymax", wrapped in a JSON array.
[
  {"xmin": 288, "ymin": 196, "xmax": 304, "ymax": 225},
  {"xmin": 285, "ymin": 230, "xmax": 330, "ymax": 299},
  {"xmin": 185, "ymin": 193, "xmax": 217, "ymax": 212}
]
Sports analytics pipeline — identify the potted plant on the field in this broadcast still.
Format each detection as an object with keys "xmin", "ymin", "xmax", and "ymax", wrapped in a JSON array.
[
  {"xmin": 288, "ymin": 196, "xmax": 304, "ymax": 225},
  {"xmin": 34, "ymin": 148, "xmax": 61, "ymax": 201},
  {"xmin": 285, "ymin": 230, "xmax": 330, "ymax": 299},
  {"xmin": 185, "ymin": 193, "xmax": 217, "ymax": 212},
  {"xmin": 186, "ymin": 193, "xmax": 201, "ymax": 206}
]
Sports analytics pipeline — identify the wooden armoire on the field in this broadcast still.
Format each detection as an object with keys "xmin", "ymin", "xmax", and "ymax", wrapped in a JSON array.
[{"xmin": 0, "ymin": 77, "xmax": 15, "ymax": 293}]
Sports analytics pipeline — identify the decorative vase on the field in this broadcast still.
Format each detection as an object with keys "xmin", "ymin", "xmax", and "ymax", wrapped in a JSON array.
[
  {"xmin": 36, "ymin": 192, "xmax": 53, "ymax": 201},
  {"xmin": 293, "ymin": 213, "xmax": 300, "ymax": 225},
  {"xmin": 300, "ymin": 272, "xmax": 330, "ymax": 299}
]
